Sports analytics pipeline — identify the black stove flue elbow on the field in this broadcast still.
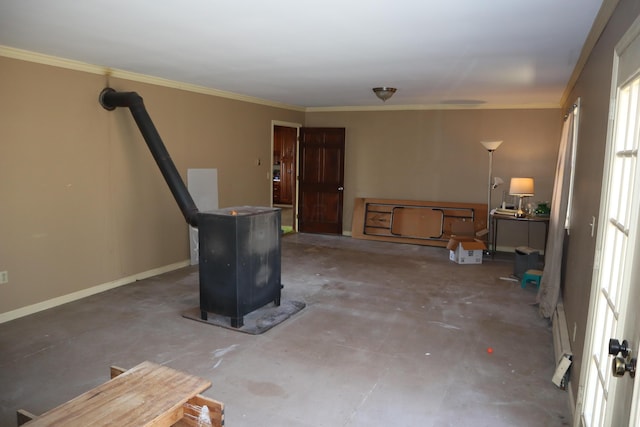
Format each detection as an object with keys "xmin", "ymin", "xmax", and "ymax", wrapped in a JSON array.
[
  {"xmin": 99, "ymin": 87, "xmax": 143, "ymax": 110},
  {"xmin": 99, "ymin": 88, "xmax": 199, "ymax": 227}
]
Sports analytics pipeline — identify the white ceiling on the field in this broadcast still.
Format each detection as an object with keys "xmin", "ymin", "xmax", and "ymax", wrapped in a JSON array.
[{"xmin": 0, "ymin": 0, "xmax": 603, "ymax": 108}]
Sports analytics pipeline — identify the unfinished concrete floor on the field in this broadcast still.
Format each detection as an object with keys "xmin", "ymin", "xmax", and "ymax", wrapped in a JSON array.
[{"xmin": 0, "ymin": 233, "xmax": 571, "ymax": 426}]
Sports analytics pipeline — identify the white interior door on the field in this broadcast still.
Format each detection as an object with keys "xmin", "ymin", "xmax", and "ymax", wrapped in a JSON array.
[{"xmin": 577, "ymin": 16, "xmax": 640, "ymax": 427}]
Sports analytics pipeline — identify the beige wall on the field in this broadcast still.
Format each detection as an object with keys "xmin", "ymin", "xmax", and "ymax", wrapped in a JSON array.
[
  {"xmin": 0, "ymin": 53, "xmax": 563, "ymax": 319},
  {"xmin": 0, "ymin": 56, "xmax": 303, "ymax": 316},
  {"xmin": 560, "ymin": 0, "xmax": 640, "ymax": 401},
  {"xmin": 306, "ymin": 108, "xmax": 561, "ymax": 248}
]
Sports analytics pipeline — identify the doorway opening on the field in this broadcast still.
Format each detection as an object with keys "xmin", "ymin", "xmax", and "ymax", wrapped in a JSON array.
[
  {"xmin": 271, "ymin": 121, "xmax": 300, "ymax": 232},
  {"xmin": 271, "ymin": 124, "xmax": 346, "ymax": 235}
]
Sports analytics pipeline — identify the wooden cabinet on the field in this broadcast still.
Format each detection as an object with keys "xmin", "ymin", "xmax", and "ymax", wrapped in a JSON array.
[
  {"xmin": 273, "ymin": 126, "xmax": 296, "ymax": 205},
  {"xmin": 273, "ymin": 133, "xmax": 281, "ymax": 165},
  {"xmin": 273, "ymin": 180, "xmax": 281, "ymax": 204}
]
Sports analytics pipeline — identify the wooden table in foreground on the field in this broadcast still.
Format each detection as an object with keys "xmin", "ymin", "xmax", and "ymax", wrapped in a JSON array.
[{"xmin": 19, "ymin": 361, "xmax": 223, "ymax": 427}]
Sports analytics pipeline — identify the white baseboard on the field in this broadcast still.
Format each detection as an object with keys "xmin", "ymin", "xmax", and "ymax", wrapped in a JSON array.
[{"xmin": 0, "ymin": 260, "xmax": 190, "ymax": 324}]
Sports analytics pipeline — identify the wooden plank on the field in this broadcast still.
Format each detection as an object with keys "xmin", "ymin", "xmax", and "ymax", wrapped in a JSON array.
[
  {"xmin": 24, "ymin": 361, "xmax": 211, "ymax": 427},
  {"xmin": 172, "ymin": 394, "xmax": 225, "ymax": 427},
  {"xmin": 110, "ymin": 365, "xmax": 126, "ymax": 379},
  {"xmin": 17, "ymin": 409, "xmax": 38, "ymax": 426},
  {"xmin": 110, "ymin": 366, "xmax": 223, "ymax": 426},
  {"xmin": 107, "ymin": 366, "xmax": 224, "ymax": 426}
]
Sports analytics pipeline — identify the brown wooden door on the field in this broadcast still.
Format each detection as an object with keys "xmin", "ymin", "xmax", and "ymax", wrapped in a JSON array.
[
  {"xmin": 298, "ymin": 127, "xmax": 345, "ymax": 234},
  {"xmin": 273, "ymin": 126, "xmax": 296, "ymax": 206}
]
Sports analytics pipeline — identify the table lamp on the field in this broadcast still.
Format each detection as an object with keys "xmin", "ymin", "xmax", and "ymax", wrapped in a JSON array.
[{"xmin": 509, "ymin": 177, "xmax": 534, "ymax": 218}]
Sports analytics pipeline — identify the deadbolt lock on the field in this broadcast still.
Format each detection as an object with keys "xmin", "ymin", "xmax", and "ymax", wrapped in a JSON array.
[{"xmin": 612, "ymin": 356, "xmax": 636, "ymax": 378}]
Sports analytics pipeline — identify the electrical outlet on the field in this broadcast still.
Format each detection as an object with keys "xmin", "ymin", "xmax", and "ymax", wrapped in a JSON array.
[{"xmin": 0, "ymin": 271, "xmax": 8, "ymax": 284}]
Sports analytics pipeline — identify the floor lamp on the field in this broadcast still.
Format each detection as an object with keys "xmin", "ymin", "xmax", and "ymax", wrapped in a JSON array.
[{"xmin": 480, "ymin": 140, "xmax": 503, "ymax": 249}]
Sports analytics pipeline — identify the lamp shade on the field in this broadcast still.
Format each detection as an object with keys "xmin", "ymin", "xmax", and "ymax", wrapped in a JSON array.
[
  {"xmin": 509, "ymin": 177, "xmax": 535, "ymax": 196},
  {"xmin": 480, "ymin": 140, "xmax": 503, "ymax": 151}
]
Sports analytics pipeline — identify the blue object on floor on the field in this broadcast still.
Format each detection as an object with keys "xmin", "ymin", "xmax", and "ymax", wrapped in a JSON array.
[{"xmin": 521, "ymin": 269, "xmax": 543, "ymax": 289}]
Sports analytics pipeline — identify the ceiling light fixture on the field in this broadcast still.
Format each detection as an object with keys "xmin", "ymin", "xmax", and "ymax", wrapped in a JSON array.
[{"xmin": 372, "ymin": 87, "xmax": 397, "ymax": 102}]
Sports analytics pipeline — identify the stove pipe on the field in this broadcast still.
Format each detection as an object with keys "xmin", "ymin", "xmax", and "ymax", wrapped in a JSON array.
[{"xmin": 99, "ymin": 88, "xmax": 199, "ymax": 227}]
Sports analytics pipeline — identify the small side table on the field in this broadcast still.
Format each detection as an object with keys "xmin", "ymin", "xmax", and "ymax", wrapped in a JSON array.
[{"xmin": 490, "ymin": 213, "xmax": 550, "ymax": 257}]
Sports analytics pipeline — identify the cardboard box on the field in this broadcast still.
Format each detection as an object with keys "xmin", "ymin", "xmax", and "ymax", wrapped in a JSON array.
[{"xmin": 447, "ymin": 221, "xmax": 486, "ymax": 264}]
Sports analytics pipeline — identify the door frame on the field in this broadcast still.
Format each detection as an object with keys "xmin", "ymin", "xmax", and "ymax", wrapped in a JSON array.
[
  {"xmin": 574, "ymin": 14, "xmax": 640, "ymax": 426},
  {"xmin": 271, "ymin": 120, "xmax": 301, "ymax": 229},
  {"xmin": 297, "ymin": 127, "xmax": 346, "ymax": 234}
]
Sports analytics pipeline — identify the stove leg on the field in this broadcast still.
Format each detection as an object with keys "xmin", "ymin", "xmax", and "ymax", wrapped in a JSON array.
[
  {"xmin": 200, "ymin": 310, "xmax": 208, "ymax": 321},
  {"xmin": 230, "ymin": 316, "xmax": 244, "ymax": 328}
]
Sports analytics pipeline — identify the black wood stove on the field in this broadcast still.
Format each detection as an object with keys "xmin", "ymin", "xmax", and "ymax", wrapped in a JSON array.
[
  {"xmin": 99, "ymin": 88, "xmax": 281, "ymax": 328},
  {"xmin": 198, "ymin": 206, "xmax": 281, "ymax": 327}
]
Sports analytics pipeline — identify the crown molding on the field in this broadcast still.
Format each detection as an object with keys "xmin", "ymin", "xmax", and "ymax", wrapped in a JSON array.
[
  {"xmin": 306, "ymin": 102, "xmax": 560, "ymax": 113},
  {"xmin": 1, "ymin": 45, "xmax": 561, "ymax": 113},
  {"xmin": 0, "ymin": 45, "xmax": 306, "ymax": 112}
]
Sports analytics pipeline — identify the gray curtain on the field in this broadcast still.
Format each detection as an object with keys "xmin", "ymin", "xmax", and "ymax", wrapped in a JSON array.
[{"xmin": 537, "ymin": 111, "xmax": 575, "ymax": 318}]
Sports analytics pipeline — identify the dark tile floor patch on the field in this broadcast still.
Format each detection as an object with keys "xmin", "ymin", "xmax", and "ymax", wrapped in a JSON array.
[{"xmin": 182, "ymin": 300, "xmax": 305, "ymax": 335}]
